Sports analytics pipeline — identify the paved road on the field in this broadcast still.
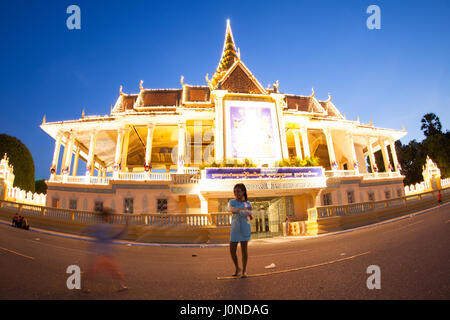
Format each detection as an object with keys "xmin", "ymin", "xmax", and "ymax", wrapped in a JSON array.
[{"xmin": 0, "ymin": 203, "xmax": 449, "ymax": 301}]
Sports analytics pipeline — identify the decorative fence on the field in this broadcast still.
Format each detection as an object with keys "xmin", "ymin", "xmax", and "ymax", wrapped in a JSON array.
[
  {"xmin": 308, "ymin": 187, "xmax": 449, "ymax": 219},
  {"xmin": 404, "ymin": 180, "xmax": 431, "ymax": 195},
  {"xmin": 7, "ymin": 187, "xmax": 46, "ymax": 206},
  {"xmin": 441, "ymin": 177, "xmax": 450, "ymax": 188},
  {"xmin": 0, "ymin": 199, "xmax": 231, "ymax": 227}
]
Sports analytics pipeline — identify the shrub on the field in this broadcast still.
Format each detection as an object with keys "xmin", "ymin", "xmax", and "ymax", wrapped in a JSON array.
[{"xmin": 0, "ymin": 134, "xmax": 35, "ymax": 192}]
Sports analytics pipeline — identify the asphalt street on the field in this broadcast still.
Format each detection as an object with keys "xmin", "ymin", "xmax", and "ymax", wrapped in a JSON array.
[{"xmin": 0, "ymin": 203, "xmax": 449, "ymax": 301}]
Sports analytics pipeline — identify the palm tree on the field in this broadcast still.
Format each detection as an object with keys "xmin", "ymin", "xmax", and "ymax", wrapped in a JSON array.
[{"xmin": 421, "ymin": 113, "xmax": 442, "ymax": 137}]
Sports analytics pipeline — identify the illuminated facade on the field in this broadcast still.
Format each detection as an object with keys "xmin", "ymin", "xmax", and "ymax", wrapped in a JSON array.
[{"xmin": 41, "ymin": 21, "xmax": 406, "ymax": 235}]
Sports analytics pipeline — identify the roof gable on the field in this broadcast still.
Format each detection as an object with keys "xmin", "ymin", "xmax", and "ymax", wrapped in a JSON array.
[{"xmin": 219, "ymin": 61, "xmax": 266, "ymax": 94}]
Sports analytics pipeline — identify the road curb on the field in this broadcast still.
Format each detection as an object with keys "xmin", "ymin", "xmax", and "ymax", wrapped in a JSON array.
[{"xmin": 260, "ymin": 201, "xmax": 450, "ymax": 243}]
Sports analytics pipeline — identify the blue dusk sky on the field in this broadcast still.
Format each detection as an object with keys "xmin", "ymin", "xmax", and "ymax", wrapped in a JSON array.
[{"xmin": 0, "ymin": 0, "xmax": 449, "ymax": 180}]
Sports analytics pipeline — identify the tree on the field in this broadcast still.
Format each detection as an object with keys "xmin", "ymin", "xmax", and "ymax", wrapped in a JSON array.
[
  {"xmin": 0, "ymin": 134, "xmax": 35, "ymax": 192},
  {"xmin": 396, "ymin": 140, "xmax": 427, "ymax": 186},
  {"xmin": 422, "ymin": 130, "xmax": 450, "ymax": 178},
  {"xmin": 35, "ymin": 179, "xmax": 48, "ymax": 194},
  {"xmin": 420, "ymin": 113, "xmax": 442, "ymax": 137},
  {"xmin": 397, "ymin": 112, "xmax": 449, "ymax": 186}
]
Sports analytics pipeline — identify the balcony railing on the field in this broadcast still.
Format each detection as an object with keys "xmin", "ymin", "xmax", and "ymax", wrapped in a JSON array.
[
  {"xmin": 361, "ymin": 172, "xmax": 402, "ymax": 179},
  {"xmin": 49, "ymin": 168, "xmax": 403, "ymax": 186},
  {"xmin": 325, "ymin": 170, "xmax": 402, "ymax": 179},
  {"xmin": 171, "ymin": 173, "xmax": 201, "ymax": 184},
  {"xmin": 325, "ymin": 170, "xmax": 357, "ymax": 178},
  {"xmin": 116, "ymin": 172, "xmax": 171, "ymax": 181}
]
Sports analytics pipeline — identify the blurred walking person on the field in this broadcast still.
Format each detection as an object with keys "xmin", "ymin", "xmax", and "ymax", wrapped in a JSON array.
[{"xmin": 82, "ymin": 208, "xmax": 129, "ymax": 292}]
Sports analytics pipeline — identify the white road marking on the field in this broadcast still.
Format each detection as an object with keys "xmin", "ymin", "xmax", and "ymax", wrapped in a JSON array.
[
  {"xmin": 217, "ymin": 251, "xmax": 371, "ymax": 280},
  {"xmin": 0, "ymin": 246, "xmax": 35, "ymax": 260}
]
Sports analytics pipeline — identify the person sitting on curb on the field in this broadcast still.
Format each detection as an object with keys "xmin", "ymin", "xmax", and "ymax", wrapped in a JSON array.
[
  {"xmin": 20, "ymin": 217, "xmax": 30, "ymax": 230},
  {"xmin": 12, "ymin": 213, "xmax": 19, "ymax": 227}
]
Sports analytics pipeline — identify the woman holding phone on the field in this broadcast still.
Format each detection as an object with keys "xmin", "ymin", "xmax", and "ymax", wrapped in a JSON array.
[{"xmin": 228, "ymin": 183, "xmax": 253, "ymax": 278}]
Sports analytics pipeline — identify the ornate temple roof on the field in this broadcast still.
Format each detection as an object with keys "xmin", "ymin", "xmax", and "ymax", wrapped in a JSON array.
[
  {"xmin": 318, "ymin": 95, "xmax": 344, "ymax": 119},
  {"xmin": 285, "ymin": 89, "xmax": 326, "ymax": 115},
  {"xmin": 210, "ymin": 19, "xmax": 239, "ymax": 89},
  {"xmin": 109, "ymin": 20, "xmax": 347, "ymax": 120}
]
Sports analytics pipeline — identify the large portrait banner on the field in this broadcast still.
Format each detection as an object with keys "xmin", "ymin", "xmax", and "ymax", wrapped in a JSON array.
[{"xmin": 224, "ymin": 100, "xmax": 282, "ymax": 162}]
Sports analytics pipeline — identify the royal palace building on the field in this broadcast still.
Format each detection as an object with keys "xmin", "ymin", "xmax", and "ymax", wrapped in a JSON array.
[{"xmin": 41, "ymin": 21, "xmax": 407, "ymax": 234}]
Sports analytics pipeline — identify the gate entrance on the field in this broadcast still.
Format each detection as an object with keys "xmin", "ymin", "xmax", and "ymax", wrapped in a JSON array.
[{"xmin": 219, "ymin": 196, "xmax": 294, "ymax": 239}]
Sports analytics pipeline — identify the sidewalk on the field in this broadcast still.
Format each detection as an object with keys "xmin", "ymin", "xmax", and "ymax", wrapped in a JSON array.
[{"xmin": 1, "ymin": 201, "xmax": 447, "ymax": 248}]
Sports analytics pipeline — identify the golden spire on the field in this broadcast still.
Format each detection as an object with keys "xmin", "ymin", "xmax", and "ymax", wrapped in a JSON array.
[{"xmin": 211, "ymin": 20, "xmax": 239, "ymax": 88}]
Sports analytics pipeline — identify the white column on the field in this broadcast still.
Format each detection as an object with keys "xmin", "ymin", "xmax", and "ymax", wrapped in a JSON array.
[
  {"xmin": 120, "ymin": 128, "xmax": 131, "ymax": 172},
  {"xmin": 86, "ymin": 131, "xmax": 97, "ymax": 176},
  {"xmin": 177, "ymin": 122, "xmax": 186, "ymax": 173},
  {"xmin": 379, "ymin": 138, "xmax": 391, "ymax": 172},
  {"xmin": 324, "ymin": 128, "xmax": 337, "ymax": 170},
  {"xmin": 366, "ymin": 137, "xmax": 377, "ymax": 173},
  {"xmin": 72, "ymin": 146, "xmax": 80, "ymax": 176},
  {"xmin": 299, "ymin": 128, "xmax": 310, "ymax": 158},
  {"xmin": 113, "ymin": 128, "xmax": 125, "ymax": 178},
  {"xmin": 64, "ymin": 135, "xmax": 75, "ymax": 176},
  {"xmin": 51, "ymin": 132, "xmax": 63, "ymax": 175},
  {"xmin": 199, "ymin": 194, "xmax": 208, "ymax": 214},
  {"xmin": 193, "ymin": 120, "xmax": 203, "ymax": 165},
  {"xmin": 348, "ymin": 134, "xmax": 359, "ymax": 173},
  {"xmin": 213, "ymin": 90, "xmax": 227, "ymax": 162},
  {"xmin": 60, "ymin": 134, "xmax": 68, "ymax": 175},
  {"xmin": 389, "ymin": 138, "xmax": 400, "ymax": 172},
  {"xmin": 271, "ymin": 93, "xmax": 289, "ymax": 160},
  {"xmin": 293, "ymin": 130, "xmax": 303, "ymax": 160},
  {"xmin": 145, "ymin": 124, "xmax": 155, "ymax": 169}
]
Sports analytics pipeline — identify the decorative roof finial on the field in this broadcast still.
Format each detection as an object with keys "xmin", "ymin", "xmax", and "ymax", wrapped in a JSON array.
[
  {"xmin": 210, "ymin": 20, "xmax": 239, "ymax": 89},
  {"xmin": 119, "ymin": 85, "xmax": 123, "ymax": 95},
  {"xmin": 205, "ymin": 73, "xmax": 212, "ymax": 88},
  {"xmin": 180, "ymin": 75, "xmax": 184, "ymax": 87},
  {"xmin": 310, "ymin": 88, "xmax": 315, "ymax": 98},
  {"xmin": 139, "ymin": 80, "xmax": 144, "ymax": 91},
  {"xmin": 273, "ymin": 80, "xmax": 279, "ymax": 92},
  {"xmin": 82, "ymin": 109, "xmax": 85, "ymax": 118},
  {"xmin": 42, "ymin": 115, "xmax": 46, "ymax": 125},
  {"xmin": 326, "ymin": 93, "xmax": 332, "ymax": 102}
]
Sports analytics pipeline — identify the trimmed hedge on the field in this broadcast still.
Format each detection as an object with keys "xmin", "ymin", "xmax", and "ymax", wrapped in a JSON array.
[{"xmin": 0, "ymin": 134, "xmax": 35, "ymax": 192}]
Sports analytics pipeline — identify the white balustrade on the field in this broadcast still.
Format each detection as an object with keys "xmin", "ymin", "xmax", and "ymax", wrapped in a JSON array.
[
  {"xmin": 149, "ymin": 172, "xmax": 171, "ymax": 181},
  {"xmin": 325, "ymin": 170, "xmax": 356, "ymax": 178}
]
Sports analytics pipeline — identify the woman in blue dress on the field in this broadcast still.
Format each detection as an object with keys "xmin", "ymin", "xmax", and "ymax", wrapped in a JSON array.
[{"xmin": 228, "ymin": 183, "xmax": 253, "ymax": 278}]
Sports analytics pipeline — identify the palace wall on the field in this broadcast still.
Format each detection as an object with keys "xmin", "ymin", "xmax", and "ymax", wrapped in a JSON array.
[{"xmin": 322, "ymin": 177, "xmax": 404, "ymax": 206}]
